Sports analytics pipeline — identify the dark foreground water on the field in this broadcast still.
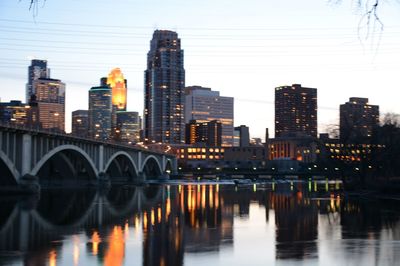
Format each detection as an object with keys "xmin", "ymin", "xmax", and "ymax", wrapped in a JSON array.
[{"xmin": 0, "ymin": 180, "xmax": 400, "ymax": 266}]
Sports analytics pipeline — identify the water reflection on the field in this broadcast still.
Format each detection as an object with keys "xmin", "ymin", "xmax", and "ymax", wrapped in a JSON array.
[{"xmin": 0, "ymin": 181, "xmax": 399, "ymax": 265}]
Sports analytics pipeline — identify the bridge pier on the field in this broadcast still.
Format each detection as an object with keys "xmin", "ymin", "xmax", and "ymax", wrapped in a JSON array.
[
  {"xmin": 18, "ymin": 174, "xmax": 40, "ymax": 194},
  {"xmin": 135, "ymin": 172, "xmax": 146, "ymax": 184}
]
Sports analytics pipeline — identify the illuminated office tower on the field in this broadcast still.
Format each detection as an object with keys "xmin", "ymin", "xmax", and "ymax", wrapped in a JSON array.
[
  {"xmin": 185, "ymin": 119, "xmax": 222, "ymax": 147},
  {"xmin": 340, "ymin": 97, "xmax": 379, "ymax": 142},
  {"xmin": 0, "ymin": 100, "xmax": 30, "ymax": 126},
  {"xmin": 116, "ymin": 111, "xmax": 141, "ymax": 144},
  {"xmin": 72, "ymin": 110, "xmax": 89, "ymax": 138},
  {"xmin": 101, "ymin": 68, "xmax": 128, "ymax": 111},
  {"xmin": 88, "ymin": 86, "xmax": 112, "ymax": 140},
  {"xmin": 144, "ymin": 30, "xmax": 185, "ymax": 144},
  {"xmin": 185, "ymin": 86, "xmax": 234, "ymax": 146},
  {"xmin": 275, "ymin": 84, "xmax": 317, "ymax": 138},
  {"xmin": 26, "ymin": 59, "xmax": 49, "ymax": 102},
  {"xmin": 33, "ymin": 78, "xmax": 66, "ymax": 132}
]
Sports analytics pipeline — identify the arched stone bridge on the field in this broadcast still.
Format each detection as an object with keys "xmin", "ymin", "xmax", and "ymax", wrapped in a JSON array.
[{"xmin": 0, "ymin": 124, "xmax": 177, "ymax": 189}]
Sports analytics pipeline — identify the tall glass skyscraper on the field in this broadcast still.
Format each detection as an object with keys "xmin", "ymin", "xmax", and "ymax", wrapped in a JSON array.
[
  {"xmin": 185, "ymin": 86, "xmax": 234, "ymax": 146},
  {"xmin": 34, "ymin": 78, "xmax": 66, "ymax": 132},
  {"xmin": 72, "ymin": 110, "xmax": 89, "ymax": 138},
  {"xmin": 26, "ymin": 59, "xmax": 49, "ymax": 102},
  {"xmin": 116, "ymin": 111, "xmax": 141, "ymax": 144},
  {"xmin": 144, "ymin": 30, "xmax": 185, "ymax": 144},
  {"xmin": 88, "ymin": 86, "xmax": 112, "ymax": 140}
]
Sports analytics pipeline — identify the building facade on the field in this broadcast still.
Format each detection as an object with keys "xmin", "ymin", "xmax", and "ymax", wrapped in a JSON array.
[
  {"xmin": 71, "ymin": 110, "xmax": 89, "ymax": 138},
  {"xmin": 0, "ymin": 100, "xmax": 37, "ymax": 127},
  {"xmin": 233, "ymin": 125, "xmax": 250, "ymax": 147},
  {"xmin": 88, "ymin": 86, "xmax": 112, "ymax": 140},
  {"xmin": 116, "ymin": 111, "xmax": 141, "ymax": 144},
  {"xmin": 340, "ymin": 97, "xmax": 379, "ymax": 142},
  {"xmin": 33, "ymin": 78, "xmax": 65, "ymax": 132},
  {"xmin": 185, "ymin": 120, "xmax": 222, "ymax": 147},
  {"xmin": 26, "ymin": 59, "xmax": 49, "ymax": 102},
  {"xmin": 275, "ymin": 84, "xmax": 317, "ymax": 138},
  {"xmin": 144, "ymin": 30, "xmax": 185, "ymax": 144},
  {"xmin": 185, "ymin": 86, "xmax": 234, "ymax": 146}
]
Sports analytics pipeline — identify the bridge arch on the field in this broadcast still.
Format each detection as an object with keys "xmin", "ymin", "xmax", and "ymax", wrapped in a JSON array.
[
  {"xmin": 104, "ymin": 151, "xmax": 139, "ymax": 180},
  {"xmin": 141, "ymin": 155, "xmax": 163, "ymax": 179},
  {"xmin": 30, "ymin": 190, "xmax": 99, "ymax": 230},
  {"xmin": 0, "ymin": 150, "xmax": 19, "ymax": 185},
  {"xmin": 30, "ymin": 145, "xmax": 99, "ymax": 182}
]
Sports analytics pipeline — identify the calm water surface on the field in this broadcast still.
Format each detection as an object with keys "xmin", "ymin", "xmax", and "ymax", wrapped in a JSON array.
[{"xmin": 0, "ymin": 181, "xmax": 400, "ymax": 266}]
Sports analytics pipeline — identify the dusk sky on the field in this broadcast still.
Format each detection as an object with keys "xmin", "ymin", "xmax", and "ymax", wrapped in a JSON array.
[{"xmin": 0, "ymin": 0, "xmax": 399, "ymax": 139}]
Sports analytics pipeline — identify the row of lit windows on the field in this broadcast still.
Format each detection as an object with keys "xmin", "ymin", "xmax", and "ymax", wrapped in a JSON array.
[
  {"xmin": 181, "ymin": 154, "xmax": 223, "ymax": 160},
  {"xmin": 183, "ymin": 148, "xmax": 225, "ymax": 153}
]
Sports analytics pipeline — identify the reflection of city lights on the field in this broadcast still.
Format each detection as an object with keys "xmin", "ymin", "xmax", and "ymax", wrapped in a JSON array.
[
  {"xmin": 91, "ymin": 231, "xmax": 101, "ymax": 256},
  {"xmin": 166, "ymin": 198, "xmax": 171, "ymax": 219},
  {"xmin": 49, "ymin": 250, "xmax": 57, "ymax": 266},
  {"xmin": 134, "ymin": 216, "xmax": 140, "ymax": 234},
  {"xmin": 201, "ymin": 185, "xmax": 206, "ymax": 209},
  {"xmin": 151, "ymin": 209, "xmax": 155, "ymax": 226},
  {"xmin": 105, "ymin": 226, "xmax": 125, "ymax": 266},
  {"xmin": 215, "ymin": 189, "xmax": 219, "ymax": 209},
  {"xmin": 209, "ymin": 185, "xmax": 214, "ymax": 208},
  {"xmin": 158, "ymin": 207, "xmax": 162, "ymax": 224},
  {"xmin": 143, "ymin": 212, "xmax": 148, "ymax": 230},
  {"xmin": 73, "ymin": 236, "xmax": 80, "ymax": 266},
  {"xmin": 124, "ymin": 222, "xmax": 129, "ymax": 239}
]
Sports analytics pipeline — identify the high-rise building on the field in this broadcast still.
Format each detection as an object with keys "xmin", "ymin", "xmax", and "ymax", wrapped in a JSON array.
[
  {"xmin": 72, "ymin": 110, "xmax": 89, "ymax": 138},
  {"xmin": 144, "ymin": 30, "xmax": 185, "ymax": 144},
  {"xmin": 185, "ymin": 120, "xmax": 222, "ymax": 147},
  {"xmin": 101, "ymin": 68, "xmax": 128, "ymax": 111},
  {"xmin": 26, "ymin": 59, "xmax": 49, "ymax": 102},
  {"xmin": 275, "ymin": 84, "xmax": 317, "ymax": 138},
  {"xmin": 185, "ymin": 86, "xmax": 234, "ymax": 146},
  {"xmin": 234, "ymin": 125, "xmax": 250, "ymax": 147},
  {"xmin": 116, "ymin": 111, "xmax": 141, "ymax": 144},
  {"xmin": 340, "ymin": 97, "xmax": 379, "ymax": 142},
  {"xmin": 0, "ymin": 100, "xmax": 29, "ymax": 126},
  {"xmin": 88, "ymin": 86, "xmax": 112, "ymax": 140},
  {"xmin": 34, "ymin": 78, "xmax": 65, "ymax": 132}
]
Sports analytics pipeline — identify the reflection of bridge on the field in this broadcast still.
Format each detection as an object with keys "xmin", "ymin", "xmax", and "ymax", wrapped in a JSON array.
[
  {"xmin": 0, "ymin": 186, "xmax": 165, "ymax": 252},
  {"xmin": 0, "ymin": 125, "xmax": 177, "ymax": 189}
]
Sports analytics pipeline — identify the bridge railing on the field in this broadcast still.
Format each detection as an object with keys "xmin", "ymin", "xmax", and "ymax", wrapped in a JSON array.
[{"xmin": 0, "ymin": 121, "xmax": 176, "ymax": 157}]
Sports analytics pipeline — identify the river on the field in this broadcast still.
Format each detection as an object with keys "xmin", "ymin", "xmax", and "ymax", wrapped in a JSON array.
[{"xmin": 0, "ymin": 180, "xmax": 399, "ymax": 265}]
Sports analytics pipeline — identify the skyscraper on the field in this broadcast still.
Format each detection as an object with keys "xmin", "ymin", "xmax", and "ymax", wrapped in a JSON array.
[
  {"xmin": 26, "ymin": 59, "xmax": 49, "ymax": 102},
  {"xmin": 340, "ymin": 97, "xmax": 379, "ymax": 142},
  {"xmin": 185, "ymin": 120, "xmax": 222, "ymax": 147},
  {"xmin": 34, "ymin": 78, "xmax": 65, "ymax": 132},
  {"xmin": 88, "ymin": 86, "xmax": 112, "ymax": 140},
  {"xmin": 0, "ymin": 100, "xmax": 30, "ymax": 126},
  {"xmin": 116, "ymin": 111, "xmax": 141, "ymax": 144},
  {"xmin": 72, "ymin": 110, "xmax": 89, "ymax": 138},
  {"xmin": 144, "ymin": 30, "xmax": 185, "ymax": 144},
  {"xmin": 185, "ymin": 86, "xmax": 234, "ymax": 146},
  {"xmin": 102, "ymin": 68, "xmax": 128, "ymax": 111},
  {"xmin": 275, "ymin": 84, "xmax": 317, "ymax": 138}
]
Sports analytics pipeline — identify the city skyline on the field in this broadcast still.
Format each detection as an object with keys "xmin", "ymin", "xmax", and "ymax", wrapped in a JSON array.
[{"xmin": 0, "ymin": 0, "xmax": 399, "ymax": 139}]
